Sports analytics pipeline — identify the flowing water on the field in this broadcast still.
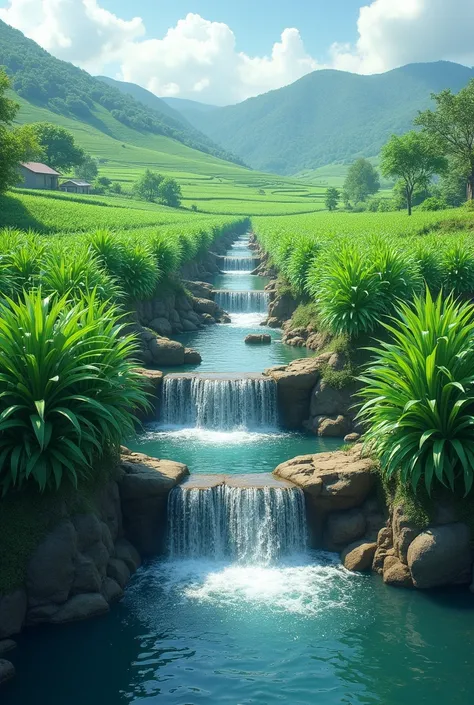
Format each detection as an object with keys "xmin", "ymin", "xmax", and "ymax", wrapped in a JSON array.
[{"xmin": 4, "ymin": 233, "xmax": 474, "ymax": 705}]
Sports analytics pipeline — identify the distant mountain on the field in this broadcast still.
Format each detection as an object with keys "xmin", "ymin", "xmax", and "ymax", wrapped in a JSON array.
[
  {"xmin": 161, "ymin": 97, "xmax": 219, "ymax": 124},
  {"xmin": 181, "ymin": 61, "xmax": 474, "ymax": 175},
  {"xmin": 0, "ymin": 19, "xmax": 243, "ymax": 166}
]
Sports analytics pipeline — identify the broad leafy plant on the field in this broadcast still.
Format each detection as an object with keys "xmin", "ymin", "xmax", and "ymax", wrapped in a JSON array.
[
  {"xmin": 358, "ymin": 290, "xmax": 474, "ymax": 496},
  {"xmin": 441, "ymin": 243, "xmax": 474, "ymax": 297},
  {"xmin": 0, "ymin": 291, "xmax": 148, "ymax": 494}
]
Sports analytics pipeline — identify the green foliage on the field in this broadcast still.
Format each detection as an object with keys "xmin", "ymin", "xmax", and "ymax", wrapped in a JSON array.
[
  {"xmin": 381, "ymin": 131, "xmax": 448, "ymax": 215},
  {"xmin": 112, "ymin": 242, "xmax": 160, "ymax": 300},
  {"xmin": 321, "ymin": 365, "xmax": 354, "ymax": 390},
  {"xmin": 358, "ymin": 291, "xmax": 474, "ymax": 496},
  {"xmin": 325, "ymin": 187, "xmax": 340, "ymax": 211},
  {"xmin": 412, "ymin": 244, "xmax": 444, "ymax": 294},
  {"xmin": 0, "ymin": 291, "xmax": 148, "ymax": 494},
  {"xmin": 150, "ymin": 234, "xmax": 182, "ymax": 276},
  {"xmin": 134, "ymin": 169, "xmax": 164, "ymax": 202},
  {"xmin": 75, "ymin": 154, "xmax": 98, "ymax": 183},
  {"xmin": 370, "ymin": 241, "xmax": 423, "ymax": 307},
  {"xmin": 40, "ymin": 248, "xmax": 119, "ymax": 302},
  {"xmin": 441, "ymin": 243, "xmax": 474, "ymax": 297},
  {"xmin": 159, "ymin": 176, "xmax": 182, "ymax": 208},
  {"xmin": 312, "ymin": 244, "xmax": 385, "ymax": 338},
  {"xmin": 416, "ymin": 79, "xmax": 474, "ymax": 200},
  {"xmin": 31, "ymin": 122, "xmax": 85, "ymax": 171},
  {"xmin": 419, "ymin": 196, "xmax": 448, "ymax": 211},
  {"xmin": 343, "ymin": 159, "xmax": 380, "ymax": 203},
  {"xmin": 290, "ymin": 302, "xmax": 320, "ymax": 330}
]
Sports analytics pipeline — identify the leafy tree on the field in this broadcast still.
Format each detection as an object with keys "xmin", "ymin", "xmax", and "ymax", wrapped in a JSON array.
[
  {"xmin": 97, "ymin": 176, "xmax": 112, "ymax": 188},
  {"xmin": 159, "ymin": 177, "xmax": 182, "ymax": 208},
  {"xmin": 325, "ymin": 187, "xmax": 340, "ymax": 211},
  {"xmin": 134, "ymin": 170, "xmax": 164, "ymax": 202},
  {"xmin": 436, "ymin": 163, "xmax": 470, "ymax": 207},
  {"xmin": 74, "ymin": 154, "xmax": 98, "ymax": 182},
  {"xmin": 343, "ymin": 158, "xmax": 380, "ymax": 203},
  {"xmin": 111, "ymin": 182, "xmax": 122, "ymax": 194},
  {"xmin": 380, "ymin": 131, "xmax": 447, "ymax": 215},
  {"xmin": 30, "ymin": 122, "xmax": 85, "ymax": 171},
  {"xmin": 415, "ymin": 80, "xmax": 474, "ymax": 200},
  {"xmin": 0, "ymin": 69, "xmax": 41, "ymax": 193}
]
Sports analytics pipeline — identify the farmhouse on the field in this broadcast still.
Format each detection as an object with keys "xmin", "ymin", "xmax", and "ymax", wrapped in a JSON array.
[
  {"xmin": 60, "ymin": 179, "xmax": 92, "ymax": 195},
  {"xmin": 19, "ymin": 162, "xmax": 61, "ymax": 190}
]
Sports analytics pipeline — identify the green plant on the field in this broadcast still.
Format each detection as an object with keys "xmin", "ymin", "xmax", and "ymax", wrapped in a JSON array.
[
  {"xmin": 412, "ymin": 243, "xmax": 444, "ymax": 294},
  {"xmin": 0, "ymin": 291, "xmax": 148, "ymax": 494},
  {"xmin": 41, "ymin": 248, "xmax": 119, "ymax": 302},
  {"xmin": 117, "ymin": 242, "xmax": 160, "ymax": 299},
  {"xmin": 441, "ymin": 243, "xmax": 474, "ymax": 296},
  {"xmin": 358, "ymin": 290, "xmax": 474, "ymax": 496},
  {"xmin": 150, "ymin": 234, "xmax": 182, "ymax": 277},
  {"xmin": 313, "ymin": 244, "xmax": 385, "ymax": 337},
  {"xmin": 371, "ymin": 241, "xmax": 422, "ymax": 309}
]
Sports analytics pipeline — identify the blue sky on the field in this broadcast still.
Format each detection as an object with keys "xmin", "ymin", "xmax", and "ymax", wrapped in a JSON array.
[
  {"xmin": 1, "ymin": 1, "xmax": 473, "ymax": 105},
  {"xmin": 97, "ymin": 0, "xmax": 362, "ymax": 59}
]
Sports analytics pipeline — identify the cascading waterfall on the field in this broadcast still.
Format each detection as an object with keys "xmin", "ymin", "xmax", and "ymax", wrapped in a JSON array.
[
  {"xmin": 222, "ymin": 256, "xmax": 259, "ymax": 272},
  {"xmin": 168, "ymin": 482, "xmax": 307, "ymax": 563},
  {"xmin": 214, "ymin": 290, "xmax": 269, "ymax": 313},
  {"xmin": 162, "ymin": 374, "xmax": 278, "ymax": 429}
]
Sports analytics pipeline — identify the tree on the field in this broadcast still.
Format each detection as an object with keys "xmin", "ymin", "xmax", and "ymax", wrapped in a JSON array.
[
  {"xmin": 325, "ymin": 187, "xmax": 340, "ymax": 211},
  {"xmin": 74, "ymin": 154, "xmax": 98, "ymax": 183},
  {"xmin": 159, "ymin": 177, "xmax": 182, "ymax": 208},
  {"xmin": 380, "ymin": 132, "xmax": 447, "ymax": 215},
  {"xmin": 0, "ymin": 70, "xmax": 41, "ymax": 193},
  {"xmin": 134, "ymin": 170, "xmax": 163, "ymax": 202},
  {"xmin": 415, "ymin": 80, "xmax": 474, "ymax": 200},
  {"xmin": 30, "ymin": 122, "xmax": 85, "ymax": 171},
  {"xmin": 343, "ymin": 158, "xmax": 380, "ymax": 204}
]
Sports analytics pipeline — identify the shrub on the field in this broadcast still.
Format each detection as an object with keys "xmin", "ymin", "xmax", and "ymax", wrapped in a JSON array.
[
  {"xmin": 114, "ymin": 241, "xmax": 160, "ymax": 300},
  {"xmin": 412, "ymin": 243, "xmax": 444, "ymax": 294},
  {"xmin": 358, "ymin": 291, "xmax": 474, "ymax": 496},
  {"xmin": 371, "ymin": 241, "xmax": 422, "ymax": 310},
  {"xmin": 285, "ymin": 237, "xmax": 320, "ymax": 296},
  {"xmin": 312, "ymin": 244, "xmax": 385, "ymax": 337},
  {"xmin": 419, "ymin": 196, "xmax": 448, "ymax": 211},
  {"xmin": 41, "ymin": 248, "xmax": 119, "ymax": 302},
  {"xmin": 150, "ymin": 234, "xmax": 182, "ymax": 277},
  {"xmin": 0, "ymin": 291, "xmax": 148, "ymax": 494},
  {"xmin": 441, "ymin": 243, "xmax": 474, "ymax": 296}
]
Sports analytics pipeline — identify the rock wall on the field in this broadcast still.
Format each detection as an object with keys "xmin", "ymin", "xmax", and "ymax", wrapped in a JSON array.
[
  {"xmin": 0, "ymin": 451, "xmax": 188, "ymax": 674},
  {"xmin": 264, "ymin": 354, "xmax": 358, "ymax": 437}
]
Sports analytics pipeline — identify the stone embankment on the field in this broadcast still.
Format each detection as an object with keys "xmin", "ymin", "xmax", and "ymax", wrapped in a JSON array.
[
  {"xmin": 0, "ymin": 450, "xmax": 188, "ymax": 681},
  {"xmin": 274, "ymin": 445, "xmax": 474, "ymax": 593},
  {"xmin": 264, "ymin": 354, "xmax": 359, "ymax": 437}
]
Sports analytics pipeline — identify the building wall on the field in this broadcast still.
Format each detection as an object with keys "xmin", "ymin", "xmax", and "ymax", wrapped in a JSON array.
[{"xmin": 19, "ymin": 167, "xmax": 58, "ymax": 190}]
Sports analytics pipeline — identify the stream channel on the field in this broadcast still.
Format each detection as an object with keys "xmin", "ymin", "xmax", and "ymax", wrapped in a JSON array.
[{"xmin": 4, "ymin": 235, "xmax": 474, "ymax": 705}]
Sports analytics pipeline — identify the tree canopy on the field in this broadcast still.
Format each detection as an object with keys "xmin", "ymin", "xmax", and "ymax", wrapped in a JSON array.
[
  {"xmin": 343, "ymin": 159, "xmax": 380, "ymax": 204},
  {"xmin": 74, "ymin": 154, "xmax": 98, "ymax": 183},
  {"xmin": 325, "ymin": 187, "xmax": 340, "ymax": 211},
  {"xmin": 30, "ymin": 123, "xmax": 85, "ymax": 171},
  {"xmin": 380, "ymin": 131, "xmax": 447, "ymax": 215},
  {"xmin": 0, "ymin": 69, "xmax": 41, "ymax": 193},
  {"xmin": 159, "ymin": 177, "xmax": 182, "ymax": 208},
  {"xmin": 415, "ymin": 79, "xmax": 474, "ymax": 200}
]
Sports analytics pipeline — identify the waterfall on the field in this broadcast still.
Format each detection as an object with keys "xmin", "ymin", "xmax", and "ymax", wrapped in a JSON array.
[
  {"xmin": 162, "ymin": 374, "xmax": 278, "ymax": 430},
  {"xmin": 214, "ymin": 290, "xmax": 269, "ymax": 313},
  {"xmin": 222, "ymin": 257, "xmax": 259, "ymax": 272},
  {"xmin": 168, "ymin": 481, "xmax": 307, "ymax": 563}
]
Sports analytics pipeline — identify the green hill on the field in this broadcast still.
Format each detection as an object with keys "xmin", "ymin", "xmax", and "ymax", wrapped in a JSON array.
[
  {"xmin": 182, "ymin": 61, "xmax": 474, "ymax": 175},
  {"xmin": 0, "ymin": 19, "xmax": 240, "ymax": 165}
]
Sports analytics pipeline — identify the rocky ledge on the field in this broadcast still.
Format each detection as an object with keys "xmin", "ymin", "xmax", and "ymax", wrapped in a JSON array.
[
  {"xmin": 0, "ymin": 451, "xmax": 188, "ymax": 654},
  {"xmin": 264, "ymin": 354, "xmax": 358, "ymax": 434}
]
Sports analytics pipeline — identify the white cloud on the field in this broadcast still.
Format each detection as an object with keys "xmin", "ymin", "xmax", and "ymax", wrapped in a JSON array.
[
  {"xmin": 1, "ymin": 0, "xmax": 474, "ymax": 105},
  {"xmin": 331, "ymin": 0, "xmax": 474, "ymax": 74}
]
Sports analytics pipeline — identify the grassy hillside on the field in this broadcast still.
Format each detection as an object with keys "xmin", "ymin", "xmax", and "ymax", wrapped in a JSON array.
[
  {"xmin": 0, "ymin": 19, "xmax": 239, "ymax": 165},
  {"xmin": 183, "ymin": 61, "xmax": 474, "ymax": 175}
]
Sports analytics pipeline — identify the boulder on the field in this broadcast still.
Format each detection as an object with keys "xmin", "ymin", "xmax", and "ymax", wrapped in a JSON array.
[
  {"xmin": 200, "ymin": 313, "xmax": 215, "ymax": 325},
  {"xmin": 181, "ymin": 319, "xmax": 199, "ymax": 332},
  {"xmin": 84, "ymin": 541, "xmax": 110, "ymax": 578},
  {"xmin": 392, "ymin": 505, "xmax": 421, "ymax": 564},
  {"xmin": 149, "ymin": 317, "xmax": 173, "ymax": 337},
  {"xmin": 102, "ymin": 577, "xmax": 124, "ymax": 604},
  {"xmin": 73, "ymin": 514, "xmax": 103, "ymax": 552},
  {"xmin": 135, "ymin": 369, "xmax": 163, "ymax": 421},
  {"xmin": 72, "ymin": 554, "xmax": 102, "ymax": 595},
  {"xmin": 245, "ymin": 334, "xmax": 271, "ymax": 345},
  {"xmin": 308, "ymin": 415, "xmax": 351, "ymax": 437},
  {"xmin": 0, "ymin": 641, "xmax": 16, "ymax": 657},
  {"xmin": 107, "ymin": 559, "xmax": 130, "ymax": 589},
  {"xmin": 119, "ymin": 450, "xmax": 189, "ymax": 555},
  {"xmin": 0, "ymin": 660, "xmax": 15, "ymax": 686},
  {"xmin": 324, "ymin": 509, "xmax": 366, "ymax": 551},
  {"xmin": 184, "ymin": 348, "xmax": 202, "ymax": 365},
  {"xmin": 310, "ymin": 379, "xmax": 352, "ymax": 418},
  {"xmin": 383, "ymin": 556, "xmax": 413, "ymax": 588},
  {"xmin": 51, "ymin": 594, "xmax": 109, "ymax": 624},
  {"xmin": 267, "ymin": 293, "xmax": 297, "ymax": 323},
  {"xmin": 193, "ymin": 297, "xmax": 219, "ymax": 317},
  {"xmin": 265, "ymin": 357, "xmax": 324, "ymax": 429},
  {"xmin": 344, "ymin": 433, "xmax": 361, "ymax": 443},
  {"xmin": 184, "ymin": 281, "xmax": 214, "ymax": 299},
  {"xmin": 148, "ymin": 336, "xmax": 185, "ymax": 366},
  {"xmin": 114, "ymin": 538, "xmax": 141, "ymax": 573},
  {"xmin": 0, "ymin": 590, "xmax": 27, "ymax": 639},
  {"xmin": 407, "ymin": 523, "xmax": 472, "ymax": 589},
  {"xmin": 342, "ymin": 541, "xmax": 377, "ymax": 572},
  {"xmin": 97, "ymin": 481, "xmax": 122, "ymax": 541},
  {"xmin": 27, "ymin": 521, "xmax": 77, "ymax": 606},
  {"xmin": 265, "ymin": 317, "xmax": 281, "ymax": 328}
]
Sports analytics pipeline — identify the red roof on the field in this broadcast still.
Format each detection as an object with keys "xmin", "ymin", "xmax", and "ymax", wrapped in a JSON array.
[{"xmin": 20, "ymin": 162, "xmax": 61, "ymax": 176}]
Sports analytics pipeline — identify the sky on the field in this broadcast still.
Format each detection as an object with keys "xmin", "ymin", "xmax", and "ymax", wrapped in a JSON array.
[{"xmin": 1, "ymin": 0, "xmax": 473, "ymax": 105}]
